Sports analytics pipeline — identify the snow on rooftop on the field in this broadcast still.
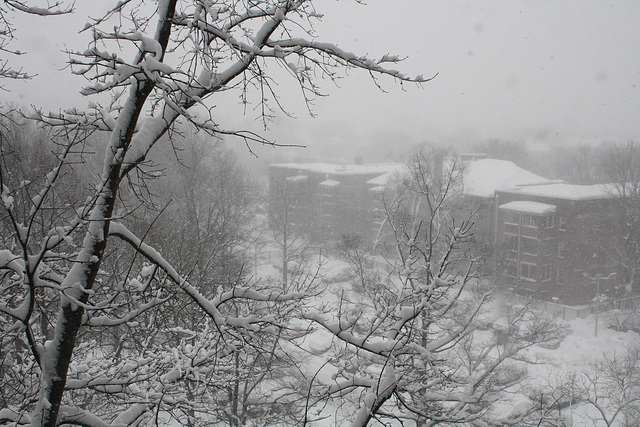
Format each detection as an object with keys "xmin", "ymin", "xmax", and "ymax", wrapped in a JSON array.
[
  {"xmin": 499, "ymin": 201, "xmax": 557, "ymax": 215},
  {"xmin": 319, "ymin": 179, "xmax": 340, "ymax": 187},
  {"xmin": 271, "ymin": 162, "xmax": 403, "ymax": 176},
  {"xmin": 272, "ymin": 159, "xmax": 616, "ymax": 203},
  {"xmin": 501, "ymin": 183, "xmax": 616, "ymax": 201},
  {"xmin": 463, "ymin": 159, "xmax": 552, "ymax": 198},
  {"xmin": 366, "ymin": 166, "xmax": 408, "ymax": 186}
]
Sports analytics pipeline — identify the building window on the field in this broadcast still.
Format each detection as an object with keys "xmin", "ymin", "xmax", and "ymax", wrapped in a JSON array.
[
  {"xmin": 522, "ymin": 214, "xmax": 537, "ymax": 228},
  {"xmin": 520, "ymin": 263, "xmax": 537, "ymax": 281},
  {"xmin": 540, "ymin": 215, "xmax": 554, "ymax": 229},
  {"xmin": 557, "ymin": 269, "xmax": 564, "ymax": 285},
  {"xmin": 521, "ymin": 236, "xmax": 538, "ymax": 256},
  {"xmin": 505, "ymin": 259, "xmax": 517, "ymax": 278},
  {"xmin": 504, "ymin": 233, "xmax": 518, "ymax": 252},
  {"xmin": 558, "ymin": 242, "xmax": 566, "ymax": 259},
  {"xmin": 370, "ymin": 188, "xmax": 384, "ymax": 202},
  {"xmin": 321, "ymin": 186, "xmax": 335, "ymax": 196},
  {"xmin": 542, "ymin": 264, "xmax": 552, "ymax": 282},
  {"xmin": 558, "ymin": 216, "xmax": 566, "ymax": 231},
  {"xmin": 504, "ymin": 211, "xmax": 518, "ymax": 225}
]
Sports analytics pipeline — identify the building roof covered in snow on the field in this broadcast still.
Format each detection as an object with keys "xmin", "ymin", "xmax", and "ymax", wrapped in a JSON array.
[
  {"xmin": 463, "ymin": 159, "xmax": 553, "ymax": 198},
  {"xmin": 365, "ymin": 166, "xmax": 408, "ymax": 186},
  {"xmin": 271, "ymin": 159, "xmax": 619, "ymax": 203},
  {"xmin": 499, "ymin": 200, "xmax": 557, "ymax": 215},
  {"xmin": 499, "ymin": 183, "xmax": 616, "ymax": 201},
  {"xmin": 319, "ymin": 179, "xmax": 340, "ymax": 187},
  {"xmin": 271, "ymin": 162, "xmax": 403, "ymax": 177}
]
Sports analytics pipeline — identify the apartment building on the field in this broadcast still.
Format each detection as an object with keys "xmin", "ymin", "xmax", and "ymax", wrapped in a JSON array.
[
  {"xmin": 268, "ymin": 158, "xmax": 626, "ymax": 305},
  {"xmin": 268, "ymin": 162, "xmax": 405, "ymax": 243},
  {"xmin": 495, "ymin": 183, "xmax": 622, "ymax": 305}
]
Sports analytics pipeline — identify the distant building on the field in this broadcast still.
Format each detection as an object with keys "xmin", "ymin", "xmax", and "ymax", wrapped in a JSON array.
[
  {"xmin": 268, "ymin": 158, "xmax": 626, "ymax": 305},
  {"xmin": 459, "ymin": 158, "xmax": 556, "ymax": 248},
  {"xmin": 495, "ymin": 183, "xmax": 622, "ymax": 305},
  {"xmin": 268, "ymin": 162, "xmax": 405, "ymax": 244}
]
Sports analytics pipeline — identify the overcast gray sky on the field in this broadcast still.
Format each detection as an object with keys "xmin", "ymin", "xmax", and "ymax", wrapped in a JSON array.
[{"xmin": 3, "ymin": 0, "xmax": 639, "ymax": 158}]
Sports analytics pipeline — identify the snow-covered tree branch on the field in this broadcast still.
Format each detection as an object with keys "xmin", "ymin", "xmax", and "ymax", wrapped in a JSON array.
[
  {"xmin": 0, "ymin": 1, "xmax": 71, "ymax": 84},
  {"xmin": 1, "ymin": 1, "xmax": 429, "ymax": 425},
  {"xmin": 304, "ymin": 146, "xmax": 567, "ymax": 426}
]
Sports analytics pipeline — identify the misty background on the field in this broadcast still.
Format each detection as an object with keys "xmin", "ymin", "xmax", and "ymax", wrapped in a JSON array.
[
  {"xmin": 2, "ymin": 1, "xmax": 640, "ymax": 425},
  {"xmin": 3, "ymin": 0, "xmax": 639, "ymax": 169}
]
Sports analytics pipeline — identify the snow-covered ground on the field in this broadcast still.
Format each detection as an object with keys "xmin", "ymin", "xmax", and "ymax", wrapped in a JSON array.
[
  {"xmin": 292, "ymin": 308, "xmax": 638, "ymax": 426},
  {"xmin": 535, "ymin": 315, "xmax": 638, "ymax": 369},
  {"xmin": 530, "ymin": 316, "xmax": 639, "ymax": 426},
  {"xmin": 254, "ymin": 248, "xmax": 639, "ymax": 426}
]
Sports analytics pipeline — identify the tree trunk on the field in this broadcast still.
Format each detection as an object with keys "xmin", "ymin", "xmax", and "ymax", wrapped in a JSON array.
[
  {"xmin": 32, "ymin": 0, "xmax": 178, "ymax": 416},
  {"xmin": 35, "ymin": 84, "xmax": 151, "ymax": 426}
]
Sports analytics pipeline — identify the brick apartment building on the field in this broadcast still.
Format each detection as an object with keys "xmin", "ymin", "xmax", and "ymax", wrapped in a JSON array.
[
  {"xmin": 495, "ymin": 183, "xmax": 622, "ymax": 305},
  {"xmin": 269, "ymin": 158, "xmax": 627, "ymax": 305}
]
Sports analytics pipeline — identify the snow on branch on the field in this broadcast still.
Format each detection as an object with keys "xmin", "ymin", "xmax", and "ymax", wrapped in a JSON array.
[
  {"xmin": 56, "ymin": 405, "xmax": 123, "ymax": 427},
  {"xmin": 264, "ymin": 38, "xmax": 437, "ymax": 83},
  {"xmin": 0, "ymin": 408, "xmax": 30, "ymax": 425},
  {"xmin": 85, "ymin": 294, "xmax": 171, "ymax": 327},
  {"xmin": 0, "ymin": 60, "xmax": 31, "ymax": 80},
  {"xmin": 304, "ymin": 309, "xmax": 399, "ymax": 357},
  {"xmin": 28, "ymin": 107, "xmax": 116, "ymax": 131},
  {"xmin": 4, "ymin": 0, "xmax": 71, "ymax": 16},
  {"xmin": 45, "ymin": 0, "xmax": 435, "ymax": 180}
]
